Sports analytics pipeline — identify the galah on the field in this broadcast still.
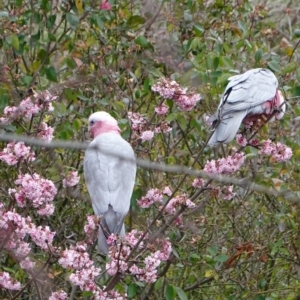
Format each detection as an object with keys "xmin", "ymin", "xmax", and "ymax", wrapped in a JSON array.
[
  {"xmin": 84, "ymin": 111, "xmax": 136, "ymax": 254},
  {"xmin": 208, "ymin": 68, "xmax": 285, "ymax": 147}
]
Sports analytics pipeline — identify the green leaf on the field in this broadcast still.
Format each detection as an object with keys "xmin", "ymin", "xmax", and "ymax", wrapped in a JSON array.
[
  {"xmin": 72, "ymin": 119, "xmax": 82, "ymax": 131},
  {"xmin": 193, "ymin": 24, "xmax": 204, "ymax": 36},
  {"xmin": 166, "ymin": 285, "xmax": 176, "ymax": 300},
  {"xmin": 21, "ymin": 76, "xmax": 33, "ymax": 86},
  {"xmin": 6, "ymin": 34, "xmax": 19, "ymax": 50},
  {"xmin": 296, "ymin": 67, "xmax": 300, "ymax": 81},
  {"xmin": 127, "ymin": 15, "xmax": 146, "ymax": 27},
  {"xmin": 0, "ymin": 11, "xmax": 9, "ymax": 17},
  {"xmin": 282, "ymin": 62, "xmax": 297, "ymax": 74},
  {"xmin": 154, "ymin": 277, "xmax": 163, "ymax": 290},
  {"xmin": 222, "ymin": 56, "xmax": 234, "ymax": 68},
  {"xmin": 215, "ymin": 254, "xmax": 228, "ymax": 262},
  {"xmin": 268, "ymin": 61, "xmax": 281, "ymax": 73},
  {"xmin": 135, "ymin": 35, "xmax": 149, "ymax": 48},
  {"xmin": 66, "ymin": 12, "xmax": 79, "ymax": 30},
  {"xmin": 175, "ymin": 287, "xmax": 188, "ymax": 300},
  {"xmin": 46, "ymin": 15, "xmax": 56, "ymax": 28},
  {"xmin": 238, "ymin": 20, "xmax": 247, "ymax": 33},
  {"xmin": 207, "ymin": 245, "xmax": 218, "ymax": 256},
  {"xmin": 294, "ymin": 29, "xmax": 300, "ymax": 38},
  {"xmin": 46, "ymin": 66, "xmax": 58, "ymax": 82},
  {"xmin": 255, "ymin": 49, "xmax": 263, "ymax": 62},
  {"xmin": 127, "ymin": 283, "xmax": 137, "ymax": 298}
]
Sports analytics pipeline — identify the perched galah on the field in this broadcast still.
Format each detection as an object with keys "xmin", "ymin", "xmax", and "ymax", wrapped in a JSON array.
[
  {"xmin": 84, "ymin": 111, "xmax": 136, "ymax": 254},
  {"xmin": 208, "ymin": 68, "xmax": 286, "ymax": 147}
]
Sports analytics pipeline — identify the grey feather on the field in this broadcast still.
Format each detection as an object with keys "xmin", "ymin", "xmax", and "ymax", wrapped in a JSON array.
[
  {"xmin": 208, "ymin": 68, "xmax": 278, "ymax": 146},
  {"xmin": 84, "ymin": 132, "xmax": 136, "ymax": 254}
]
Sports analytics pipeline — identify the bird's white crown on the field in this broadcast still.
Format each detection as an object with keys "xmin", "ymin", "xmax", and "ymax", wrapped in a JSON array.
[{"xmin": 88, "ymin": 111, "xmax": 118, "ymax": 126}]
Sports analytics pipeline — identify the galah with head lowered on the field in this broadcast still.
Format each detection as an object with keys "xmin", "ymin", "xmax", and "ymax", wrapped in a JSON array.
[
  {"xmin": 208, "ymin": 68, "xmax": 286, "ymax": 147},
  {"xmin": 84, "ymin": 111, "xmax": 136, "ymax": 254}
]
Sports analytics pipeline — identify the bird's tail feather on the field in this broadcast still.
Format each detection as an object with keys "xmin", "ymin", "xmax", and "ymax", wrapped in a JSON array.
[
  {"xmin": 97, "ymin": 205, "xmax": 125, "ymax": 254},
  {"xmin": 208, "ymin": 111, "xmax": 247, "ymax": 146}
]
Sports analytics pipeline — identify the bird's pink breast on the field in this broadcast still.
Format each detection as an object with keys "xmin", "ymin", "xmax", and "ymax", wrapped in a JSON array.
[{"xmin": 91, "ymin": 122, "xmax": 120, "ymax": 138}]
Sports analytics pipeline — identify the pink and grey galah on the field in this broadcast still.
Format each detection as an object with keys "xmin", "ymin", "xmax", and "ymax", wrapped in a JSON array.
[
  {"xmin": 84, "ymin": 111, "xmax": 136, "ymax": 254},
  {"xmin": 208, "ymin": 68, "xmax": 286, "ymax": 147}
]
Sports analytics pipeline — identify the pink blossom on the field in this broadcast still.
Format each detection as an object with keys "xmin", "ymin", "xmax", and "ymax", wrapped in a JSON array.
[
  {"xmin": 59, "ymin": 243, "xmax": 93, "ymax": 269},
  {"xmin": 12, "ymin": 173, "xmax": 57, "ymax": 213},
  {"xmin": 62, "ymin": 170, "xmax": 80, "ymax": 187},
  {"xmin": 37, "ymin": 203, "xmax": 55, "ymax": 216},
  {"xmin": 155, "ymin": 103, "xmax": 169, "ymax": 115},
  {"xmin": 124, "ymin": 229, "xmax": 146, "ymax": 248},
  {"xmin": 49, "ymin": 290, "xmax": 68, "ymax": 300},
  {"xmin": 19, "ymin": 98, "xmax": 40, "ymax": 119},
  {"xmin": 0, "ymin": 272, "xmax": 21, "ymax": 290},
  {"xmin": 84, "ymin": 215, "xmax": 98, "ymax": 244},
  {"xmin": 192, "ymin": 178, "xmax": 206, "ymax": 188},
  {"xmin": 259, "ymin": 140, "xmax": 292, "ymax": 162},
  {"xmin": 163, "ymin": 186, "xmax": 172, "ymax": 196},
  {"xmin": 34, "ymin": 90, "xmax": 58, "ymax": 103},
  {"xmin": 128, "ymin": 112, "xmax": 147, "ymax": 132},
  {"xmin": 0, "ymin": 142, "xmax": 35, "ymax": 166},
  {"xmin": 37, "ymin": 122, "xmax": 54, "ymax": 142},
  {"xmin": 100, "ymin": 0, "xmax": 111, "ymax": 10},
  {"xmin": 107, "ymin": 233, "xmax": 117, "ymax": 245},
  {"xmin": 204, "ymin": 152, "xmax": 245, "ymax": 174},
  {"xmin": 140, "ymin": 130, "xmax": 154, "ymax": 141},
  {"xmin": 0, "ymin": 90, "xmax": 57, "ymax": 124},
  {"xmin": 220, "ymin": 185, "xmax": 235, "ymax": 200},
  {"xmin": 152, "ymin": 78, "xmax": 201, "ymax": 111},
  {"xmin": 20, "ymin": 257, "xmax": 35, "ymax": 270},
  {"xmin": 137, "ymin": 188, "xmax": 163, "ymax": 208},
  {"xmin": 165, "ymin": 194, "xmax": 195, "ymax": 214},
  {"xmin": 155, "ymin": 121, "xmax": 172, "ymax": 133},
  {"xmin": 30, "ymin": 226, "xmax": 55, "ymax": 249},
  {"xmin": 236, "ymin": 134, "xmax": 247, "ymax": 147},
  {"xmin": 69, "ymin": 266, "xmax": 100, "ymax": 291}
]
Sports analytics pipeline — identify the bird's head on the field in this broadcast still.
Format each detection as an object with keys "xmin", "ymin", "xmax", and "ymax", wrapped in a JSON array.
[{"xmin": 88, "ymin": 111, "xmax": 120, "ymax": 138}]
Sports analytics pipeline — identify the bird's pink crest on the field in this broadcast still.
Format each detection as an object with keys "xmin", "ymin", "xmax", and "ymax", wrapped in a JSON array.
[{"xmin": 88, "ymin": 111, "xmax": 120, "ymax": 138}]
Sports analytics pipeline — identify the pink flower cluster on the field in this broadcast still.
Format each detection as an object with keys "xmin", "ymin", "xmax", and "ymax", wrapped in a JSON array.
[
  {"xmin": 152, "ymin": 78, "xmax": 201, "ymax": 111},
  {"xmin": 0, "ymin": 272, "xmax": 21, "ymax": 290},
  {"xmin": 106, "ymin": 229, "xmax": 171, "ymax": 283},
  {"xmin": 193, "ymin": 178, "xmax": 235, "ymax": 200},
  {"xmin": 259, "ymin": 140, "xmax": 292, "ymax": 162},
  {"xmin": 128, "ymin": 112, "xmax": 171, "ymax": 142},
  {"xmin": 59, "ymin": 242, "xmax": 101, "ymax": 291},
  {"xmin": 49, "ymin": 290, "xmax": 68, "ymax": 300},
  {"xmin": 62, "ymin": 170, "xmax": 80, "ymax": 187},
  {"xmin": 58, "ymin": 241, "xmax": 127, "ymax": 298},
  {"xmin": 155, "ymin": 103, "xmax": 169, "ymax": 115},
  {"xmin": 192, "ymin": 178, "xmax": 206, "ymax": 188},
  {"xmin": 0, "ymin": 90, "xmax": 57, "ymax": 124},
  {"xmin": 165, "ymin": 194, "xmax": 195, "ymax": 214},
  {"xmin": 10, "ymin": 173, "xmax": 57, "ymax": 216},
  {"xmin": 84, "ymin": 215, "xmax": 98, "ymax": 244},
  {"xmin": 137, "ymin": 187, "xmax": 172, "ymax": 208},
  {"xmin": 204, "ymin": 151, "xmax": 245, "ymax": 174},
  {"xmin": 0, "ymin": 208, "xmax": 55, "ymax": 273},
  {"xmin": 37, "ymin": 122, "xmax": 54, "ymax": 142},
  {"xmin": 0, "ymin": 142, "xmax": 35, "ymax": 166},
  {"xmin": 129, "ymin": 238, "xmax": 172, "ymax": 283},
  {"xmin": 236, "ymin": 134, "xmax": 248, "ymax": 147}
]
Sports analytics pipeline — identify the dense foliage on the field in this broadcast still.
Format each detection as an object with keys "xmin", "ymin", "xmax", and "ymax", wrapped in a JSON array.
[{"xmin": 0, "ymin": 0, "xmax": 300, "ymax": 299}]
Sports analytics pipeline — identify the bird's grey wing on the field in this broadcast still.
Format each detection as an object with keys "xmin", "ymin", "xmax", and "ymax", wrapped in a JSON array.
[
  {"xmin": 219, "ymin": 68, "xmax": 278, "ymax": 117},
  {"xmin": 208, "ymin": 110, "xmax": 247, "ymax": 146}
]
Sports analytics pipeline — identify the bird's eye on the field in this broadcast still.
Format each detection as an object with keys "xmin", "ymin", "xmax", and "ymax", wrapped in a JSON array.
[{"xmin": 90, "ymin": 120, "xmax": 95, "ymax": 125}]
